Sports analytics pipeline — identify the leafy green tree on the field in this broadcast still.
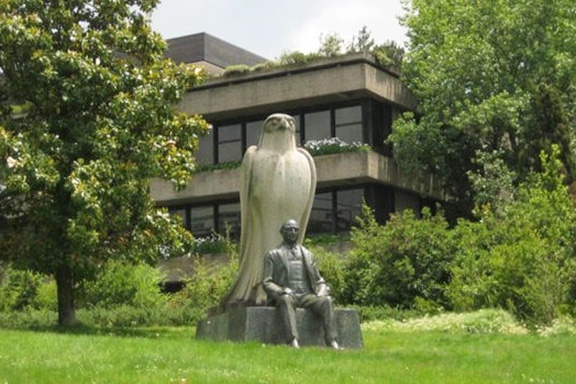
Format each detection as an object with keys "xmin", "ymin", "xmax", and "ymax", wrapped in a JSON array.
[
  {"xmin": 0, "ymin": 0, "xmax": 208, "ymax": 325},
  {"xmin": 392, "ymin": 0, "xmax": 576, "ymax": 208},
  {"xmin": 348, "ymin": 26, "xmax": 375, "ymax": 53},
  {"xmin": 317, "ymin": 33, "xmax": 344, "ymax": 57}
]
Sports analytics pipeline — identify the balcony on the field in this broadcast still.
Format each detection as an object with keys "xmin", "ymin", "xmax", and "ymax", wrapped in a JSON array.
[{"xmin": 149, "ymin": 151, "xmax": 449, "ymax": 206}]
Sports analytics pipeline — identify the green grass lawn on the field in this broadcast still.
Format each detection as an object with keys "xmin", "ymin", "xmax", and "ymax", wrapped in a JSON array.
[{"xmin": 0, "ymin": 326, "xmax": 573, "ymax": 384}]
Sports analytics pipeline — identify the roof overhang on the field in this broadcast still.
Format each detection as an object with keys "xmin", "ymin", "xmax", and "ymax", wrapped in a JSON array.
[{"xmin": 178, "ymin": 53, "xmax": 418, "ymax": 121}]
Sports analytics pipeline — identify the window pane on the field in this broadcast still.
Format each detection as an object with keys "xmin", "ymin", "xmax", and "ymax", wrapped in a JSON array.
[
  {"xmin": 218, "ymin": 202, "xmax": 241, "ymax": 240},
  {"xmin": 308, "ymin": 192, "xmax": 333, "ymax": 235},
  {"xmin": 292, "ymin": 114, "xmax": 302, "ymax": 144},
  {"xmin": 218, "ymin": 124, "xmax": 241, "ymax": 163},
  {"xmin": 336, "ymin": 189, "xmax": 364, "ymax": 233},
  {"xmin": 395, "ymin": 190, "xmax": 420, "ymax": 216},
  {"xmin": 195, "ymin": 129, "xmax": 214, "ymax": 165},
  {"xmin": 168, "ymin": 208, "xmax": 187, "ymax": 229},
  {"xmin": 304, "ymin": 111, "xmax": 330, "ymax": 141},
  {"xmin": 335, "ymin": 106, "xmax": 362, "ymax": 125},
  {"xmin": 335, "ymin": 106, "xmax": 363, "ymax": 143},
  {"xmin": 335, "ymin": 123, "xmax": 363, "ymax": 143},
  {"xmin": 190, "ymin": 205, "xmax": 214, "ymax": 237},
  {"xmin": 246, "ymin": 121, "xmax": 262, "ymax": 149}
]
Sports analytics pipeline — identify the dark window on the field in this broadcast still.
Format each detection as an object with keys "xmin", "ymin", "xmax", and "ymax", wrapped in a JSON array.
[
  {"xmin": 292, "ymin": 114, "xmax": 302, "ymax": 144},
  {"xmin": 304, "ymin": 111, "xmax": 331, "ymax": 141},
  {"xmin": 195, "ymin": 129, "xmax": 214, "ymax": 165},
  {"xmin": 308, "ymin": 192, "xmax": 334, "ymax": 235},
  {"xmin": 190, "ymin": 205, "xmax": 214, "ymax": 237},
  {"xmin": 336, "ymin": 188, "xmax": 363, "ymax": 233},
  {"xmin": 217, "ymin": 202, "xmax": 241, "ymax": 239},
  {"xmin": 245, "ymin": 121, "xmax": 262, "ymax": 149},
  {"xmin": 218, "ymin": 124, "xmax": 242, "ymax": 163},
  {"xmin": 335, "ymin": 106, "xmax": 363, "ymax": 143}
]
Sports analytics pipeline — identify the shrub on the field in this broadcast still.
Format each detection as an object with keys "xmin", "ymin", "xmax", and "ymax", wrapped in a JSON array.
[
  {"xmin": 307, "ymin": 245, "xmax": 347, "ymax": 303},
  {"xmin": 344, "ymin": 205, "xmax": 454, "ymax": 310},
  {"xmin": 277, "ymin": 51, "xmax": 322, "ymax": 66},
  {"xmin": 0, "ymin": 266, "xmax": 44, "ymax": 311},
  {"xmin": 448, "ymin": 146, "xmax": 576, "ymax": 326},
  {"xmin": 168, "ymin": 244, "xmax": 238, "ymax": 317},
  {"xmin": 223, "ymin": 64, "xmax": 251, "ymax": 77},
  {"xmin": 81, "ymin": 260, "xmax": 167, "ymax": 310}
]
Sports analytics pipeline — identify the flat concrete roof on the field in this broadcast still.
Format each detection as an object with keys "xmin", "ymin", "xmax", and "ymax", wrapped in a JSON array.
[
  {"xmin": 166, "ymin": 33, "xmax": 267, "ymax": 68},
  {"xmin": 178, "ymin": 53, "xmax": 418, "ymax": 120}
]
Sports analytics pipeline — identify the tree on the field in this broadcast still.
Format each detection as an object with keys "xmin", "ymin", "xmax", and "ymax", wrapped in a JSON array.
[
  {"xmin": 0, "ymin": 0, "xmax": 208, "ymax": 325},
  {"xmin": 348, "ymin": 26, "xmax": 375, "ymax": 53},
  {"xmin": 391, "ymin": 0, "xmax": 576, "ymax": 209}
]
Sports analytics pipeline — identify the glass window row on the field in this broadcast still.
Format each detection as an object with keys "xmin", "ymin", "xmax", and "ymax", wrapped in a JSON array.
[
  {"xmin": 195, "ymin": 105, "xmax": 364, "ymax": 165},
  {"xmin": 167, "ymin": 187, "xmax": 366, "ymax": 241}
]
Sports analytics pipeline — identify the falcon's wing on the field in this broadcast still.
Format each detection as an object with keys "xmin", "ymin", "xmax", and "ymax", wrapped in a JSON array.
[
  {"xmin": 297, "ymin": 147, "xmax": 317, "ymax": 243},
  {"xmin": 239, "ymin": 146, "xmax": 257, "ymax": 261}
]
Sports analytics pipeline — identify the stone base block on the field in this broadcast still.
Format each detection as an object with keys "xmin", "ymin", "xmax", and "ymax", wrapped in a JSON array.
[{"xmin": 196, "ymin": 306, "xmax": 363, "ymax": 349}]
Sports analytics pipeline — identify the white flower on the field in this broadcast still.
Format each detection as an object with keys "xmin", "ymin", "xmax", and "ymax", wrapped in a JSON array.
[{"xmin": 6, "ymin": 156, "xmax": 18, "ymax": 168}]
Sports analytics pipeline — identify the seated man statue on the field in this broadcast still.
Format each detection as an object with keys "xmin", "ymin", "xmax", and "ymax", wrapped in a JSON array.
[{"xmin": 262, "ymin": 219, "xmax": 339, "ymax": 349}]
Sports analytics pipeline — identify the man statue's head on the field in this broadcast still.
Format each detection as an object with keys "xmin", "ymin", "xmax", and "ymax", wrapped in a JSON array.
[{"xmin": 280, "ymin": 219, "xmax": 299, "ymax": 245}]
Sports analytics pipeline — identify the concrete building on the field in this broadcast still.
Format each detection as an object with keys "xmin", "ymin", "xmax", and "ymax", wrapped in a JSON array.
[{"xmin": 151, "ymin": 33, "xmax": 447, "ymax": 241}]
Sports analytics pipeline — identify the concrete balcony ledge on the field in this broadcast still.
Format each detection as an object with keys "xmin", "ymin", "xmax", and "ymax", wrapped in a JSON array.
[
  {"xmin": 179, "ymin": 53, "xmax": 417, "ymax": 121},
  {"xmin": 150, "ymin": 151, "xmax": 450, "ymax": 206}
]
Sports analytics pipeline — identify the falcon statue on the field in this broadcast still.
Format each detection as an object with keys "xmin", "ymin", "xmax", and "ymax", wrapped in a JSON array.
[{"xmin": 225, "ymin": 113, "xmax": 317, "ymax": 304}]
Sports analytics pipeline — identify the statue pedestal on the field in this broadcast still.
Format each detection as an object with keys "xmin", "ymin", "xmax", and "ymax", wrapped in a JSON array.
[{"xmin": 196, "ymin": 306, "xmax": 363, "ymax": 349}]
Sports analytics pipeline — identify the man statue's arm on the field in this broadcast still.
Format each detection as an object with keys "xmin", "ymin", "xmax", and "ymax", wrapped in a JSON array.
[{"xmin": 262, "ymin": 252, "xmax": 284, "ymax": 296}]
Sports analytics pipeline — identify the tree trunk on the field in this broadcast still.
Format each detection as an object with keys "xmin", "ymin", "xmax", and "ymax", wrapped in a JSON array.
[{"xmin": 56, "ymin": 265, "xmax": 77, "ymax": 326}]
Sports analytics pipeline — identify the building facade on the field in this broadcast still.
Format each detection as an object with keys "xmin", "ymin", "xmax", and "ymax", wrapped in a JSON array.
[{"xmin": 151, "ymin": 33, "xmax": 447, "ymax": 240}]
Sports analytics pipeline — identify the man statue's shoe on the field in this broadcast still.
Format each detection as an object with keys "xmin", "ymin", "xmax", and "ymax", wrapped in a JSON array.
[
  {"xmin": 330, "ymin": 340, "xmax": 340, "ymax": 350},
  {"xmin": 290, "ymin": 338, "xmax": 300, "ymax": 348}
]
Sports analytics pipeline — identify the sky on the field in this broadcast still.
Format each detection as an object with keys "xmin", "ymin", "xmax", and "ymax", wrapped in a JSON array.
[{"xmin": 151, "ymin": 0, "xmax": 409, "ymax": 60}]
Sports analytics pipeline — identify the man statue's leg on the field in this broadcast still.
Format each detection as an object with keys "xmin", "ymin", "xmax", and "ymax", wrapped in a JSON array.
[
  {"xmin": 276, "ymin": 294, "xmax": 299, "ymax": 347},
  {"xmin": 303, "ymin": 295, "xmax": 339, "ymax": 349}
]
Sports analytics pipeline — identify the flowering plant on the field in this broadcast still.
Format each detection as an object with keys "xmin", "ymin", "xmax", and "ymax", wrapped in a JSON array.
[{"xmin": 303, "ymin": 137, "xmax": 370, "ymax": 156}]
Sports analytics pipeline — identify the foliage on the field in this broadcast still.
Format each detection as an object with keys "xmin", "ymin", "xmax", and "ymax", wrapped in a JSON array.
[
  {"xmin": 345, "ymin": 204, "xmax": 454, "ymax": 310},
  {"xmin": 277, "ymin": 51, "xmax": 323, "ymax": 67},
  {"xmin": 392, "ymin": 0, "xmax": 576, "ymax": 207},
  {"xmin": 0, "ymin": 266, "xmax": 43, "ymax": 311},
  {"xmin": 194, "ymin": 160, "xmax": 241, "ymax": 173},
  {"xmin": 372, "ymin": 41, "xmax": 405, "ymax": 74},
  {"xmin": 222, "ymin": 64, "xmax": 251, "ymax": 77},
  {"xmin": 81, "ymin": 260, "xmax": 167, "ymax": 310},
  {"xmin": 317, "ymin": 33, "xmax": 345, "ymax": 57},
  {"xmin": 363, "ymin": 309, "xmax": 528, "ymax": 335},
  {"xmin": 307, "ymin": 245, "xmax": 347, "ymax": 303},
  {"xmin": 304, "ymin": 233, "xmax": 348, "ymax": 246},
  {"xmin": 448, "ymin": 146, "xmax": 576, "ymax": 326},
  {"xmin": 237, "ymin": 27, "xmax": 404, "ymax": 75},
  {"xmin": 467, "ymin": 150, "xmax": 516, "ymax": 214},
  {"xmin": 0, "ymin": 0, "xmax": 208, "ymax": 324},
  {"xmin": 169, "ymin": 252, "xmax": 238, "ymax": 318},
  {"xmin": 348, "ymin": 26, "xmax": 375, "ymax": 53},
  {"xmin": 191, "ymin": 232, "xmax": 234, "ymax": 255}
]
